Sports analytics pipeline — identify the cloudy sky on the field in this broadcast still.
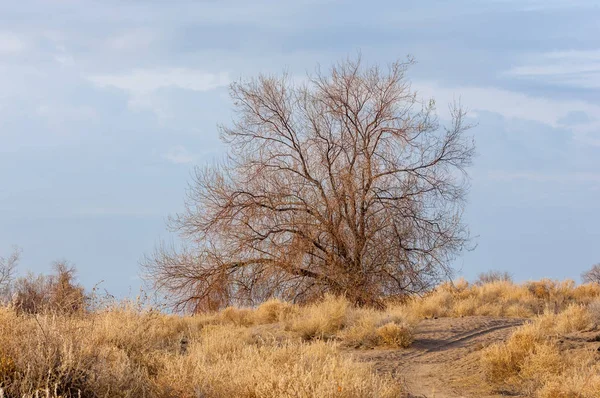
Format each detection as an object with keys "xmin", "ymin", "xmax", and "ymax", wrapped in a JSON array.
[{"xmin": 1, "ymin": 0, "xmax": 599, "ymax": 296}]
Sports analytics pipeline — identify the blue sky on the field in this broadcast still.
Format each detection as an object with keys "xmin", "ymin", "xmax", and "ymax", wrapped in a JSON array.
[{"xmin": 1, "ymin": 0, "xmax": 599, "ymax": 296}]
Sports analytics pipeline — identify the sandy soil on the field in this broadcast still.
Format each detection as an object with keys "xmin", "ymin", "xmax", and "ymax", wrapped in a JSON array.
[{"xmin": 352, "ymin": 316, "xmax": 528, "ymax": 398}]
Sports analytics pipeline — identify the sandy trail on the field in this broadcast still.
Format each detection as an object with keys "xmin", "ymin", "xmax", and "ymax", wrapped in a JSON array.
[{"xmin": 352, "ymin": 316, "xmax": 527, "ymax": 398}]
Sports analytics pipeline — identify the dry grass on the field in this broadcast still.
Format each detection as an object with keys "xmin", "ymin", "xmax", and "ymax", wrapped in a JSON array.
[
  {"xmin": 1, "ymin": 279, "xmax": 600, "ymax": 397},
  {"xmin": 481, "ymin": 302, "xmax": 600, "ymax": 397},
  {"xmin": 0, "ymin": 295, "xmax": 409, "ymax": 397},
  {"xmin": 404, "ymin": 278, "xmax": 600, "ymax": 320}
]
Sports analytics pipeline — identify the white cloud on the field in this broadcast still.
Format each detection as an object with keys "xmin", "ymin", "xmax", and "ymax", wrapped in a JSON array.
[
  {"xmin": 505, "ymin": 50, "xmax": 600, "ymax": 89},
  {"xmin": 88, "ymin": 68, "xmax": 230, "ymax": 118},
  {"xmin": 162, "ymin": 145, "xmax": 196, "ymax": 164},
  {"xmin": 414, "ymin": 80, "xmax": 600, "ymax": 145},
  {"xmin": 0, "ymin": 32, "xmax": 25, "ymax": 54},
  {"xmin": 88, "ymin": 68, "xmax": 230, "ymax": 94}
]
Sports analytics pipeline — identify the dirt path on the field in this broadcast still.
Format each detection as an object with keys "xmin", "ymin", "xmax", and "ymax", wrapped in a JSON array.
[{"xmin": 352, "ymin": 316, "xmax": 527, "ymax": 398}]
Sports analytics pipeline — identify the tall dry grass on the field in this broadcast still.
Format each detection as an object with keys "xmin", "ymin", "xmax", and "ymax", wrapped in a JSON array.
[
  {"xmin": 481, "ymin": 302, "xmax": 600, "ymax": 397},
  {"xmin": 1, "ymin": 278, "xmax": 600, "ymax": 397},
  {"xmin": 404, "ymin": 278, "xmax": 600, "ymax": 319},
  {"xmin": 0, "ymin": 295, "xmax": 410, "ymax": 397}
]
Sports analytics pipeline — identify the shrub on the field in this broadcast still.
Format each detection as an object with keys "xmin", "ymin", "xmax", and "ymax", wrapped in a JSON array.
[
  {"xmin": 338, "ymin": 316, "xmax": 380, "ymax": 348},
  {"xmin": 288, "ymin": 295, "xmax": 350, "ymax": 340},
  {"xmin": 537, "ymin": 358, "xmax": 600, "ymax": 398},
  {"xmin": 476, "ymin": 270, "xmax": 513, "ymax": 285},
  {"xmin": 254, "ymin": 299, "xmax": 298, "ymax": 324},
  {"xmin": 481, "ymin": 322, "xmax": 545, "ymax": 386},
  {"xmin": 582, "ymin": 263, "xmax": 600, "ymax": 284},
  {"xmin": 376, "ymin": 322, "xmax": 414, "ymax": 348},
  {"xmin": 219, "ymin": 306, "xmax": 255, "ymax": 326},
  {"xmin": 12, "ymin": 262, "xmax": 86, "ymax": 315},
  {"xmin": 482, "ymin": 305, "xmax": 598, "ymax": 396},
  {"xmin": 552, "ymin": 304, "xmax": 592, "ymax": 334},
  {"xmin": 587, "ymin": 299, "xmax": 600, "ymax": 325},
  {"xmin": 0, "ymin": 247, "xmax": 20, "ymax": 303}
]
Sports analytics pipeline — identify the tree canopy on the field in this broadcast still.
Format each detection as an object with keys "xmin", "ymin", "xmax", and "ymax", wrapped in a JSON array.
[{"xmin": 144, "ymin": 57, "xmax": 475, "ymax": 311}]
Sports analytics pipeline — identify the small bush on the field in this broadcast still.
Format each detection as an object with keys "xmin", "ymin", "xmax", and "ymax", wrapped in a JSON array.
[
  {"xmin": 288, "ymin": 294, "xmax": 350, "ymax": 340},
  {"xmin": 582, "ymin": 263, "xmax": 600, "ymax": 284},
  {"xmin": 476, "ymin": 270, "xmax": 513, "ymax": 285},
  {"xmin": 587, "ymin": 299, "xmax": 600, "ymax": 325},
  {"xmin": 254, "ymin": 299, "xmax": 298, "ymax": 324},
  {"xmin": 219, "ymin": 306, "xmax": 255, "ymax": 326},
  {"xmin": 12, "ymin": 262, "xmax": 86, "ymax": 315},
  {"xmin": 339, "ymin": 317, "xmax": 380, "ymax": 348},
  {"xmin": 553, "ymin": 304, "xmax": 592, "ymax": 334},
  {"xmin": 376, "ymin": 322, "xmax": 414, "ymax": 348},
  {"xmin": 0, "ymin": 247, "xmax": 20, "ymax": 302},
  {"xmin": 481, "ymin": 322, "xmax": 544, "ymax": 386},
  {"xmin": 537, "ymin": 358, "xmax": 600, "ymax": 398},
  {"xmin": 482, "ymin": 305, "xmax": 598, "ymax": 396}
]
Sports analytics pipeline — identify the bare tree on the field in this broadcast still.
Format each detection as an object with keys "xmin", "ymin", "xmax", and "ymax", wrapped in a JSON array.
[
  {"xmin": 144, "ymin": 57, "xmax": 475, "ymax": 311},
  {"xmin": 0, "ymin": 246, "xmax": 20, "ymax": 300},
  {"xmin": 475, "ymin": 270, "xmax": 513, "ymax": 285},
  {"xmin": 12, "ymin": 260, "xmax": 86, "ymax": 314},
  {"xmin": 582, "ymin": 263, "xmax": 600, "ymax": 284}
]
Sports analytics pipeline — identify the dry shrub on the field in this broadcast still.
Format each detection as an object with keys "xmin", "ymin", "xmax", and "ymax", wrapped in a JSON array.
[
  {"xmin": 219, "ymin": 306, "xmax": 255, "ymax": 326},
  {"xmin": 537, "ymin": 304, "xmax": 592, "ymax": 334},
  {"xmin": 481, "ymin": 322, "xmax": 545, "ymax": 387},
  {"xmin": 376, "ymin": 322, "xmax": 414, "ymax": 348},
  {"xmin": 553, "ymin": 304, "xmax": 593, "ymax": 333},
  {"xmin": 518, "ymin": 343, "xmax": 564, "ymax": 386},
  {"xmin": 0, "ymin": 310, "xmax": 152, "ymax": 397},
  {"xmin": 537, "ymin": 355, "xmax": 600, "ymax": 398},
  {"xmin": 482, "ymin": 305, "xmax": 599, "ymax": 397},
  {"xmin": 337, "ymin": 309, "xmax": 381, "ymax": 348},
  {"xmin": 573, "ymin": 283, "xmax": 600, "ymax": 304},
  {"xmin": 476, "ymin": 270, "xmax": 513, "ymax": 285},
  {"xmin": 407, "ymin": 289, "xmax": 453, "ymax": 319},
  {"xmin": 254, "ymin": 298, "xmax": 298, "ymax": 324},
  {"xmin": 288, "ymin": 294, "xmax": 350, "ymax": 340},
  {"xmin": 401, "ymin": 278, "xmax": 600, "ymax": 321},
  {"xmin": 587, "ymin": 299, "xmax": 600, "ymax": 325},
  {"xmin": 12, "ymin": 262, "xmax": 86, "ymax": 315},
  {"xmin": 525, "ymin": 279, "xmax": 577, "ymax": 312}
]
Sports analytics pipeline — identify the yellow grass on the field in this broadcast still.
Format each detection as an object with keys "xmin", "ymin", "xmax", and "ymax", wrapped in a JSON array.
[
  {"xmin": 0, "ymin": 296, "xmax": 410, "ymax": 397},
  {"xmin": 1, "ymin": 280, "xmax": 600, "ymax": 397},
  {"xmin": 404, "ymin": 278, "xmax": 600, "ymax": 320},
  {"xmin": 481, "ymin": 302, "xmax": 600, "ymax": 397}
]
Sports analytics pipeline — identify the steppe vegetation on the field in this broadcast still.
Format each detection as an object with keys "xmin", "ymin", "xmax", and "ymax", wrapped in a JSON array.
[{"xmin": 1, "ymin": 256, "xmax": 600, "ymax": 397}]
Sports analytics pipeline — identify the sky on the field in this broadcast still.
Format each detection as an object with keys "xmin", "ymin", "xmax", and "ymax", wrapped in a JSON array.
[{"xmin": 1, "ymin": 0, "xmax": 599, "ymax": 297}]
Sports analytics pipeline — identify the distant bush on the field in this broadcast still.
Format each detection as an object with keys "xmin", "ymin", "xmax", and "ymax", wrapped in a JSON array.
[
  {"xmin": 475, "ymin": 270, "xmax": 513, "ymax": 285},
  {"xmin": 582, "ymin": 263, "xmax": 600, "ymax": 284},
  {"xmin": 0, "ymin": 247, "xmax": 20, "ymax": 303},
  {"xmin": 12, "ymin": 261, "xmax": 86, "ymax": 314}
]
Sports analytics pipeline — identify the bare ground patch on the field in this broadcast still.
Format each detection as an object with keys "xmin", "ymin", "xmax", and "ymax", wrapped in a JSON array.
[{"xmin": 351, "ymin": 316, "xmax": 527, "ymax": 398}]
